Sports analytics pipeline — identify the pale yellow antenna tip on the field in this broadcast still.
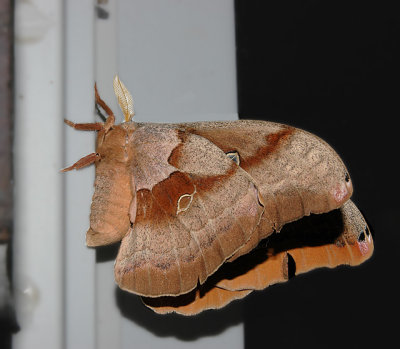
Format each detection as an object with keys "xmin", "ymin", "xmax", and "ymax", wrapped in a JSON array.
[{"xmin": 113, "ymin": 75, "xmax": 135, "ymax": 122}]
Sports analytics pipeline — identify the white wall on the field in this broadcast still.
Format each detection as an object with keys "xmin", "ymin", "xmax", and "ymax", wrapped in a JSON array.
[
  {"xmin": 13, "ymin": 0, "xmax": 64, "ymax": 348},
  {"xmin": 13, "ymin": 1, "xmax": 243, "ymax": 348}
]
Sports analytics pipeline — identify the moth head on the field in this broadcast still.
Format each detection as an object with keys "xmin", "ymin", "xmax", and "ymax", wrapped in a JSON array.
[
  {"xmin": 62, "ymin": 76, "xmax": 135, "ymax": 172},
  {"xmin": 95, "ymin": 76, "xmax": 136, "ymax": 162}
]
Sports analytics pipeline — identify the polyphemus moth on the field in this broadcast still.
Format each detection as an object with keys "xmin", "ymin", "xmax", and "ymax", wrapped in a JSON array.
[{"xmin": 63, "ymin": 76, "xmax": 374, "ymax": 315}]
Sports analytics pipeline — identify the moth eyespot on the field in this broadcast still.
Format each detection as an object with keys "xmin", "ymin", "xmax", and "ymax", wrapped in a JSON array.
[
  {"xmin": 358, "ymin": 231, "xmax": 366, "ymax": 242},
  {"xmin": 176, "ymin": 187, "xmax": 196, "ymax": 215},
  {"xmin": 365, "ymin": 226, "xmax": 370, "ymax": 237},
  {"xmin": 345, "ymin": 172, "xmax": 350, "ymax": 182},
  {"xmin": 226, "ymin": 151, "xmax": 240, "ymax": 165}
]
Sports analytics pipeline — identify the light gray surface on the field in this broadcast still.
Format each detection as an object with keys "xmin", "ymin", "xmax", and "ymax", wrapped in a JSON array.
[
  {"xmin": 64, "ymin": 1, "xmax": 96, "ymax": 349},
  {"xmin": 118, "ymin": 0, "xmax": 238, "ymax": 123},
  {"xmin": 13, "ymin": 0, "xmax": 64, "ymax": 348},
  {"xmin": 14, "ymin": 1, "xmax": 243, "ymax": 348}
]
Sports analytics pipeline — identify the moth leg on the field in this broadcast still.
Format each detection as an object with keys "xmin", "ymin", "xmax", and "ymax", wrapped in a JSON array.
[
  {"xmin": 95, "ymin": 103, "xmax": 107, "ymax": 121},
  {"xmin": 64, "ymin": 82, "xmax": 116, "ymax": 132},
  {"xmin": 61, "ymin": 152, "xmax": 99, "ymax": 172},
  {"xmin": 64, "ymin": 119, "xmax": 104, "ymax": 131},
  {"xmin": 94, "ymin": 83, "xmax": 115, "ymax": 132}
]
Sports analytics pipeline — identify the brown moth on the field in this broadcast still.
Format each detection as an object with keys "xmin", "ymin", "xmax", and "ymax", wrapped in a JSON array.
[{"xmin": 64, "ymin": 77, "xmax": 373, "ymax": 314}]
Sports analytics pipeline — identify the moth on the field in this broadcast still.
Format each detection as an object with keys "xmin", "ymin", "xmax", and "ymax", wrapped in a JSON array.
[{"xmin": 64, "ymin": 76, "xmax": 374, "ymax": 315}]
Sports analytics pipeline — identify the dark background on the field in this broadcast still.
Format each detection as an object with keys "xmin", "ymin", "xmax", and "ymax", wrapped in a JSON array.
[{"xmin": 235, "ymin": 1, "xmax": 398, "ymax": 348}]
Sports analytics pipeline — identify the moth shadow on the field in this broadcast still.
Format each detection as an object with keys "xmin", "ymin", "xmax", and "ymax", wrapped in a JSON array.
[
  {"xmin": 95, "ymin": 242, "xmax": 120, "ymax": 263},
  {"xmin": 267, "ymin": 208, "xmax": 344, "ymax": 252},
  {"xmin": 115, "ymin": 287, "xmax": 244, "ymax": 341}
]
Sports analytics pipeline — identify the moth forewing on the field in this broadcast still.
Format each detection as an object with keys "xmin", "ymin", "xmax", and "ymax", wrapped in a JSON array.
[{"xmin": 114, "ymin": 126, "xmax": 265, "ymax": 297}]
